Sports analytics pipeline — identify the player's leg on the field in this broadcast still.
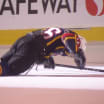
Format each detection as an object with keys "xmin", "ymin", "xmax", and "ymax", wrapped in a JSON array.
[
  {"xmin": 6, "ymin": 35, "xmax": 42, "ymax": 75},
  {"xmin": 0, "ymin": 37, "xmax": 24, "ymax": 76},
  {"xmin": 0, "ymin": 35, "xmax": 32, "ymax": 76}
]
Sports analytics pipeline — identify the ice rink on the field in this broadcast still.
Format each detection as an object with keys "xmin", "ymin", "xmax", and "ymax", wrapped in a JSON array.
[
  {"xmin": 0, "ymin": 65, "xmax": 104, "ymax": 104},
  {"xmin": 0, "ymin": 43, "xmax": 104, "ymax": 104}
]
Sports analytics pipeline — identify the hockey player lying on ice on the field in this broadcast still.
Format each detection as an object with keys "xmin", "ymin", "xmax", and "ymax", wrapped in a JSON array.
[{"xmin": 0, "ymin": 27, "xmax": 87, "ymax": 76}]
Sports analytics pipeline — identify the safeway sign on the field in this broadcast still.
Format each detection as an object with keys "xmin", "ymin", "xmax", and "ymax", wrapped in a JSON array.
[{"xmin": 0, "ymin": 0, "xmax": 104, "ymax": 30}]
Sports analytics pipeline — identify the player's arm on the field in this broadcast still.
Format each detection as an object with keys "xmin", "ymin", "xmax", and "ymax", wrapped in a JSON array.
[
  {"xmin": 43, "ymin": 56, "xmax": 55, "ymax": 69},
  {"xmin": 74, "ymin": 48, "xmax": 86, "ymax": 69}
]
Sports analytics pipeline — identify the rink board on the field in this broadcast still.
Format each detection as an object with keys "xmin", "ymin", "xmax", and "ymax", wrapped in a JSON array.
[
  {"xmin": 0, "ymin": 65, "xmax": 104, "ymax": 104},
  {"xmin": 0, "ymin": 27, "xmax": 104, "ymax": 45}
]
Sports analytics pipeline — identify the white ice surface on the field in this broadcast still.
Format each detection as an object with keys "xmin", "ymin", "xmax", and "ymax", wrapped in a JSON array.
[
  {"xmin": 22, "ymin": 65, "xmax": 104, "ymax": 76},
  {"xmin": 0, "ymin": 65, "xmax": 104, "ymax": 89}
]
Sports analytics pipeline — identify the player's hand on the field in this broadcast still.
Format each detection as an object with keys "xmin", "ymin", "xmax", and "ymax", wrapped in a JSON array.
[
  {"xmin": 74, "ymin": 49, "xmax": 86, "ymax": 69},
  {"xmin": 44, "ymin": 57, "xmax": 55, "ymax": 69}
]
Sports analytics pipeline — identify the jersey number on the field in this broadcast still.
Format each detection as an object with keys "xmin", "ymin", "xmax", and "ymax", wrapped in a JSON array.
[{"xmin": 44, "ymin": 28, "xmax": 62, "ymax": 39}]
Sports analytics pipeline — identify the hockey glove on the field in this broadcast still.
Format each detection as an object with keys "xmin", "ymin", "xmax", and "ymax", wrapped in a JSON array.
[
  {"xmin": 44, "ymin": 57, "xmax": 55, "ymax": 69},
  {"xmin": 74, "ymin": 49, "xmax": 86, "ymax": 69}
]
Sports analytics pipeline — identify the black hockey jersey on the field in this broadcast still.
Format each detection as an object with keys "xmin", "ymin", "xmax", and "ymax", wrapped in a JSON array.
[{"xmin": 41, "ymin": 27, "xmax": 80, "ymax": 57}]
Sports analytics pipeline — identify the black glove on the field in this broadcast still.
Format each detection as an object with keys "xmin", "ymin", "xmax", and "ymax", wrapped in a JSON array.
[
  {"xmin": 44, "ymin": 57, "xmax": 55, "ymax": 69},
  {"xmin": 74, "ymin": 49, "xmax": 86, "ymax": 69}
]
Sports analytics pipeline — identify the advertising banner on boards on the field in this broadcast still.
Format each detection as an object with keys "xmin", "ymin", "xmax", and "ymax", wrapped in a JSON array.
[{"xmin": 0, "ymin": 0, "xmax": 104, "ymax": 30}]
